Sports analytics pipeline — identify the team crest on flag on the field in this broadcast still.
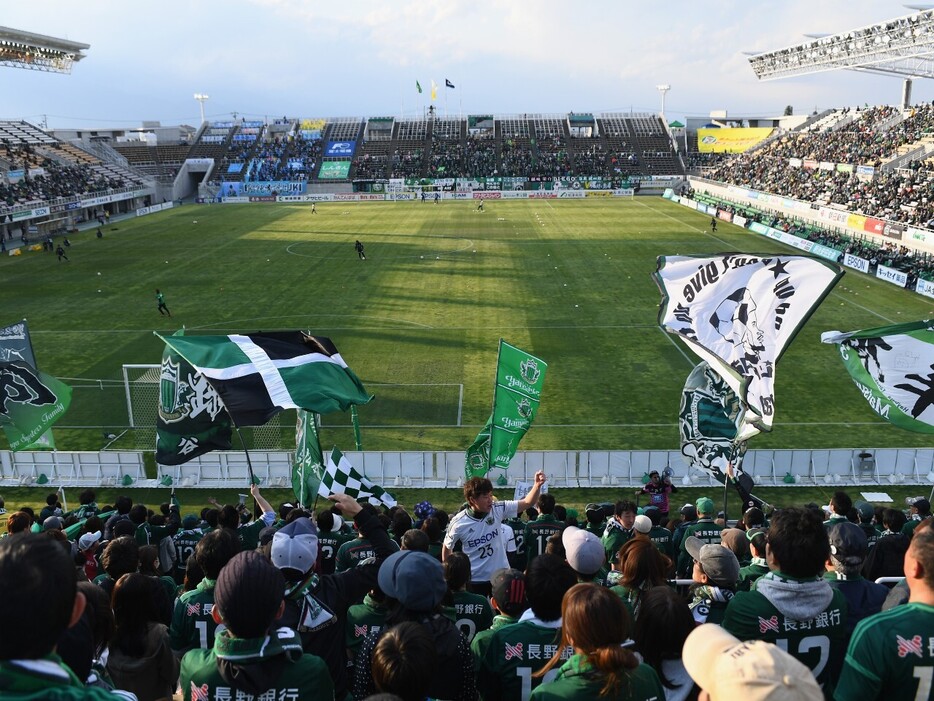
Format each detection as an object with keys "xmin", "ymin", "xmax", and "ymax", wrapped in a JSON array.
[
  {"xmin": 655, "ymin": 254, "xmax": 842, "ymax": 436},
  {"xmin": 822, "ymin": 320, "xmax": 934, "ymax": 433}
]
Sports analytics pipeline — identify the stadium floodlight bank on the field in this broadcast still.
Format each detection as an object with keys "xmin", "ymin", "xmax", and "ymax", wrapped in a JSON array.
[
  {"xmin": 0, "ymin": 26, "xmax": 89, "ymax": 74},
  {"xmin": 749, "ymin": 9, "xmax": 934, "ymax": 80}
]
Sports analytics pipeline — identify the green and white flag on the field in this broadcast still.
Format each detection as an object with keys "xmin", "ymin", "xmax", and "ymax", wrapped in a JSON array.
[
  {"xmin": 822, "ymin": 319, "xmax": 934, "ymax": 432},
  {"xmin": 293, "ymin": 410, "xmax": 324, "ymax": 506},
  {"xmin": 679, "ymin": 360, "xmax": 756, "ymax": 479},
  {"xmin": 0, "ymin": 362, "xmax": 72, "ymax": 451},
  {"xmin": 0, "ymin": 320, "xmax": 56, "ymax": 450},
  {"xmin": 655, "ymin": 254, "xmax": 842, "ymax": 438},
  {"xmin": 465, "ymin": 340, "xmax": 547, "ymax": 479},
  {"xmin": 156, "ymin": 329, "xmax": 233, "ymax": 465},
  {"xmin": 155, "ymin": 331, "xmax": 372, "ymax": 427},
  {"xmin": 318, "ymin": 446, "xmax": 396, "ymax": 507}
]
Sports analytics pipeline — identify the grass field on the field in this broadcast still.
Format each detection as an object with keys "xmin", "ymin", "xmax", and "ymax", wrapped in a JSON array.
[{"xmin": 5, "ymin": 196, "xmax": 934, "ymax": 457}]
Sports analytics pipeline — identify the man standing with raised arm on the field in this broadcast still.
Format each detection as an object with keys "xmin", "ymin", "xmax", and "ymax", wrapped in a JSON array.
[{"xmin": 444, "ymin": 470, "xmax": 547, "ymax": 595}]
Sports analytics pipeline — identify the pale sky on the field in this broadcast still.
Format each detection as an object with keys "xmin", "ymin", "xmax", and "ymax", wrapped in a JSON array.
[{"xmin": 3, "ymin": 1, "xmax": 932, "ymax": 129}]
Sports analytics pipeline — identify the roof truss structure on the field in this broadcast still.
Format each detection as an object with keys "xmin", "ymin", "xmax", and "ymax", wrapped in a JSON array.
[
  {"xmin": 749, "ymin": 9, "xmax": 934, "ymax": 80},
  {"xmin": 0, "ymin": 26, "xmax": 89, "ymax": 74}
]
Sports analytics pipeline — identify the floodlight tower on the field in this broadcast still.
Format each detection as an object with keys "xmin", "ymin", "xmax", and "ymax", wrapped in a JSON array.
[
  {"xmin": 193, "ymin": 93, "xmax": 210, "ymax": 124},
  {"xmin": 656, "ymin": 84, "xmax": 671, "ymax": 118}
]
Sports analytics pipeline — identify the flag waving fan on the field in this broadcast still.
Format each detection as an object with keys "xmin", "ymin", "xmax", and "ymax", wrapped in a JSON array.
[
  {"xmin": 154, "ymin": 331, "xmax": 372, "ymax": 427},
  {"xmin": 822, "ymin": 319, "xmax": 934, "ymax": 433},
  {"xmin": 655, "ymin": 253, "xmax": 842, "ymax": 438}
]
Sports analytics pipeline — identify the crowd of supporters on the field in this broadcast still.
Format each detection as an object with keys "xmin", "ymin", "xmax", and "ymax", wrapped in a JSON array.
[{"xmin": 2, "ymin": 473, "xmax": 931, "ymax": 701}]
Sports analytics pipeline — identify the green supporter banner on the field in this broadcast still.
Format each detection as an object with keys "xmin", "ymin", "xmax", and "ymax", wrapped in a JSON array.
[
  {"xmin": 319, "ymin": 161, "xmax": 351, "ymax": 179},
  {"xmin": 292, "ymin": 409, "xmax": 323, "ymax": 506},
  {"xmin": 0, "ymin": 362, "xmax": 72, "ymax": 451},
  {"xmin": 465, "ymin": 340, "xmax": 547, "ymax": 478},
  {"xmin": 0, "ymin": 321, "xmax": 56, "ymax": 450}
]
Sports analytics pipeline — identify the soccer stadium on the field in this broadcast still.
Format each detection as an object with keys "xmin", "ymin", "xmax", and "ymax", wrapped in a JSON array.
[{"xmin": 2, "ymin": 5, "xmax": 934, "ymax": 700}]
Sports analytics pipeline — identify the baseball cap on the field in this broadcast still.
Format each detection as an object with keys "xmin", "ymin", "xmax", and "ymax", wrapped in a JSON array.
[
  {"xmin": 214, "ymin": 550, "xmax": 286, "ymax": 638},
  {"xmin": 685, "ymin": 536, "xmax": 739, "ymax": 587},
  {"xmin": 696, "ymin": 497, "xmax": 715, "ymax": 515},
  {"xmin": 377, "ymin": 550, "xmax": 447, "ymax": 611},
  {"xmin": 490, "ymin": 568, "xmax": 528, "ymax": 617},
  {"xmin": 42, "ymin": 516, "xmax": 63, "ymax": 531},
  {"xmin": 329, "ymin": 514, "xmax": 344, "ymax": 532},
  {"xmin": 854, "ymin": 501, "xmax": 874, "ymax": 521},
  {"xmin": 719, "ymin": 528, "xmax": 750, "ymax": 562},
  {"xmin": 78, "ymin": 531, "xmax": 102, "ymax": 550},
  {"xmin": 271, "ymin": 517, "xmax": 319, "ymax": 574},
  {"xmin": 633, "ymin": 515, "xmax": 652, "ymax": 535},
  {"xmin": 828, "ymin": 521, "xmax": 868, "ymax": 566},
  {"xmin": 562, "ymin": 526, "xmax": 606, "ymax": 575},
  {"xmin": 684, "ymin": 624, "xmax": 823, "ymax": 701},
  {"xmin": 182, "ymin": 514, "xmax": 200, "ymax": 530}
]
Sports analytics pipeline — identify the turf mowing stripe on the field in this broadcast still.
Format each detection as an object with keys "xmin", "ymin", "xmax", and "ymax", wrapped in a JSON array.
[{"xmin": 657, "ymin": 326, "xmax": 696, "ymax": 367}]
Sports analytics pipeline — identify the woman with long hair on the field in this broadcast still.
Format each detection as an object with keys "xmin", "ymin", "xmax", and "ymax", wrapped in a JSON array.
[
  {"xmin": 531, "ymin": 584, "xmax": 664, "ymax": 700},
  {"xmin": 611, "ymin": 537, "xmax": 672, "ymax": 617},
  {"xmin": 632, "ymin": 586, "xmax": 699, "ymax": 701},
  {"xmin": 106, "ymin": 573, "xmax": 178, "ymax": 701}
]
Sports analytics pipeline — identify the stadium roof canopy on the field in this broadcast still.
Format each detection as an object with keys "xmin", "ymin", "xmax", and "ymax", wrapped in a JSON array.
[
  {"xmin": 0, "ymin": 26, "xmax": 89, "ymax": 74},
  {"xmin": 749, "ymin": 9, "xmax": 934, "ymax": 80}
]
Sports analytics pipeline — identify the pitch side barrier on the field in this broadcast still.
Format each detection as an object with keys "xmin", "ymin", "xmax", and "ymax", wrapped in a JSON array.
[
  {"xmin": 2, "ymin": 447, "xmax": 932, "ymax": 489},
  {"xmin": 214, "ymin": 190, "xmax": 642, "ymax": 205},
  {"xmin": 665, "ymin": 186, "xmax": 934, "ymax": 301}
]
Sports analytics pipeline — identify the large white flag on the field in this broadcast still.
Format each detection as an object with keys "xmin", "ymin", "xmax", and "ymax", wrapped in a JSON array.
[{"xmin": 655, "ymin": 253, "xmax": 842, "ymax": 436}]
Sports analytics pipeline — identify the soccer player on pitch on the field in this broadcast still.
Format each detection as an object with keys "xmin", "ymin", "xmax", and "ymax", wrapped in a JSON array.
[{"xmin": 443, "ymin": 470, "xmax": 547, "ymax": 595}]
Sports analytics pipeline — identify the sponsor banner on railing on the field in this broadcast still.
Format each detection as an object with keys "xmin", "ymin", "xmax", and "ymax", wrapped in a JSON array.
[
  {"xmin": 7, "ymin": 169, "xmax": 24, "ymax": 182},
  {"xmin": 836, "ymin": 163, "xmax": 854, "ymax": 173},
  {"xmin": 502, "ymin": 191, "xmax": 528, "ymax": 199},
  {"xmin": 876, "ymin": 264, "xmax": 908, "ymax": 287},
  {"xmin": 909, "ymin": 227, "xmax": 933, "ymax": 245},
  {"xmin": 248, "ymin": 196, "xmax": 277, "ymax": 203},
  {"xmin": 847, "ymin": 213, "xmax": 867, "ymax": 230},
  {"xmin": 80, "ymin": 194, "xmax": 117, "ymax": 208},
  {"xmin": 717, "ymin": 209, "xmax": 732, "ymax": 222},
  {"xmin": 222, "ymin": 196, "xmax": 250, "ymax": 203},
  {"xmin": 881, "ymin": 222, "xmax": 905, "ymax": 241},
  {"xmin": 201, "ymin": 135, "xmax": 224, "ymax": 143},
  {"xmin": 318, "ymin": 161, "xmax": 351, "ymax": 179},
  {"xmin": 185, "ymin": 158, "xmax": 214, "ymax": 167},
  {"xmin": 733, "ymin": 215, "xmax": 747, "ymax": 227},
  {"xmin": 240, "ymin": 181, "xmax": 306, "ymax": 195},
  {"xmin": 696, "ymin": 127, "xmax": 773, "ymax": 153},
  {"xmin": 301, "ymin": 119, "xmax": 325, "ymax": 132},
  {"xmin": 705, "ymin": 204, "xmax": 718, "ymax": 215},
  {"xmin": 856, "ymin": 164, "xmax": 875, "ymax": 180},
  {"xmin": 232, "ymin": 134, "xmax": 256, "ymax": 142},
  {"xmin": 803, "ymin": 159, "xmax": 818, "ymax": 170},
  {"xmin": 449, "ymin": 192, "xmax": 470, "ymax": 200},
  {"xmin": 843, "ymin": 253, "xmax": 870, "ymax": 273},
  {"xmin": 65, "ymin": 202, "xmax": 80, "ymax": 211},
  {"xmin": 863, "ymin": 218, "xmax": 885, "ymax": 236},
  {"xmin": 810, "ymin": 242, "xmax": 842, "ymax": 262},
  {"xmin": 789, "ymin": 158, "xmax": 802, "ymax": 168},
  {"xmin": 779, "ymin": 232, "xmax": 814, "ymax": 252},
  {"xmin": 531, "ymin": 192, "xmax": 558, "ymax": 199},
  {"xmin": 819, "ymin": 161, "xmax": 835, "ymax": 171},
  {"xmin": 613, "ymin": 189, "xmax": 635, "ymax": 196},
  {"xmin": 136, "ymin": 202, "xmax": 174, "ymax": 217},
  {"xmin": 325, "ymin": 141, "xmax": 356, "ymax": 157},
  {"xmin": 819, "ymin": 207, "xmax": 849, "ymax": 225},
  {"xmin": 556, "ymin": 191, "xmax": 585, "ymax": 199},
  {"xmin": 584, "ymin": 190, "xmax": 612, "ymax": 197},
  {"xmin": 678, "ymin": 197, "xmax": 697, "ymax": 210},
  {"xmin": 917, "ymin": 278, "xmax": 934, "ymax": 299},
  {"xmin": 473, "ymin": 191, "xmax": 500, "ymax": 199},
  {"xmin": 386, "ymin": 192, "xmax": 415, "ymax": 201},
  {"xmin": 278, "ymin": 194, "xmax": 334, "ymax": 202}
]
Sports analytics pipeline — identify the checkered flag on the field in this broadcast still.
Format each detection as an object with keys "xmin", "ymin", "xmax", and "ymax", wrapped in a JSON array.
[{"xmin": 318, "ymin": 447, "xmax": 397, "ymax": 507}]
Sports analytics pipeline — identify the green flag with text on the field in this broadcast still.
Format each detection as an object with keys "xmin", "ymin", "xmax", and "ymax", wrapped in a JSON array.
[
  {"xmin": 465, "ymin": 341, "xmax": 547, "ymax": 478},
  {"xmin": 0, "ymin": 362, "xmax": 72, "ymax": 451},
  {"xmin": 293, "ymin": 409, "xmax": 324, "ymax": 506}
]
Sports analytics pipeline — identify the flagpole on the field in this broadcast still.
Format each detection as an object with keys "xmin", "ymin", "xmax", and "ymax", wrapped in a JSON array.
[
  {"xmin": 487, "ymin": 340, "xmax": 504, "ymax": 476},
  {"xmin": 299, "ymin": 463, "xmax": 305, "ymax": 509},
  {"xmin": 233, "ymin": 426, "xmax": 258, "ymax": 513},
  {"xmin": 351, "ymin": 405, "xmax": 362, "ymax": 450},
  {"xmin": 311, "ymin": 412, "xmax": 324, "ymax": 513}
]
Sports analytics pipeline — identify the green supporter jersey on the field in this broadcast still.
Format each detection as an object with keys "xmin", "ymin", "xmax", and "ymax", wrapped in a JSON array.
[
  {"xmin": 345, "ymin": 594, "xmax": 389, "ymax": 662},
  {"xmin": 602, "ymin": 523, "xmax": 633, "ymax": 567},
  {"xmin": 676, "ymin": 519, "xmax": 724, "ymax": 576},
  {"xmin": 529, "ymin": 655, "xmax": 665, "ymax": 701},
  {"xmin": 834, "ymin": 602, "xmax": 934, "ymax": 701},
  {"xmin": 180, "ymin": 627, "xmax": 333, "ymax": 701},
  {"xmin": 236, "ymin": 519, "xmax": 266, "ymax": 551},
  {"xmin": 317, "ymin": 529, "xmax": 353, "ymax": 575},
  {"xmin": 134, "ymin": 521, "xmax": 173, "ymax": 546},
  {"xmin": 446, "ymin": 590, "xmax": 494, "ymax": 643},
  {"xmin": 505, "ymin": 517, "xmax": 528, "ymax": 570},
  {"xmin": 648, "ymin": 526, "xmax": 673, "ymax": 559},
  {"xmin": 172, "ymin": 529, "xmax": 204, "ymax": 572},
  {"xmin": 478, "ymin": 618, "xmax": 572, "ymax": 701},
  {"xmin": 524, "ymin": 515, "xmax": 564, "ymax": 566},
  {"xmin": 471, "ymin": 614, "xmax": 520, "ymax": 664},
  {"xmin": 0, "ymin": 656, "xmax": 132, "ymax": 701},
  {"xmin": 859, "ymin": 523, "xmax": 882, "ymax": 549},
  {"xmin": 738, "ymin": 560, "xmax": 770, "ymax": 591},
  {"xmin": 722, "ymin": 584, "xmax": 848, "ymax": 692},
  {"xmin": 170, "ymin": 578, "xmax": 220, "ymax": 655},
  {"xmin": 336, "ymin": 536, "xmax": 399, "ymax": 572}
]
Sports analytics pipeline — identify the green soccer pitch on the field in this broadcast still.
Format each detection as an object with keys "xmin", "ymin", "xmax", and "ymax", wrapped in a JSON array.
[{"xmin": 4, "ymin": 196, "xmax": 934, "ymax": 454}]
